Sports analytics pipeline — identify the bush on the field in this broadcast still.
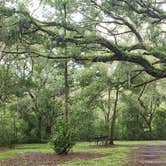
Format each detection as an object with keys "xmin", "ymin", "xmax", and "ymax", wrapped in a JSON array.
[{"xmin": 51, "ymin": 122, "xmax": 76, "ymax": 154}]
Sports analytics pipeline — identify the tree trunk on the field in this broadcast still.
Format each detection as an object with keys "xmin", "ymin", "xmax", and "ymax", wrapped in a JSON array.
[
  {"xmin": 64, "ymin": 60, "xmax": 69, "ymax": 134},
  {"xmin": 13, "ymin": 115, "xmax": 17, "ymax": 144},
  {"xmin": 105, "ymin": 86, "xmax": 111, "ymax": 145},
  {"xmin": 148, "ymin": 122, "xmax": 152, "ymax": 140},
  {"xmin": 109, "ymin": 88, "xmax": 119, "ymax": 145},
  {"xmin": 63, "ymin": 3, "xmax": 69, "ymax": 136},
  {"xmin": 37, "ymin": 115, "xmax": 42, "ymax": 142}
]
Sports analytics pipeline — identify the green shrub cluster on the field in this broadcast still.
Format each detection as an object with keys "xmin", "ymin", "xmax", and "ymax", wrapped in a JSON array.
[{"xmin": 51, "ymin": 122, "xmax": 76, "ymax": 154}]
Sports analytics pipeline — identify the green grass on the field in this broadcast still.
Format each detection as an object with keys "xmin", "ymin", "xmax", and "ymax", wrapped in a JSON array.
[
  {"xmin": 58, "ymin": 141, "xmax": 139, "ymax": 166},
  {"xmin": 60, "ymin": 144, "xmax": 130, "ymax": 166},
  {"xmin": 0, "ymin": 142, "xmax": 133, "ymax": 166},
  {"xmin": 0, "ymin": 141, "xmax": 162, "ymax": 166},
  {"xmin": 115, "ymin": 140, "xmax": 165, "ymax": 145},
  {"xmin": 58, "ymin": 153, "xmax": 128, "ymax": 166},
  {"xmin": 0, "ymin": 143, "xmax": 53, "ymax": 159}
]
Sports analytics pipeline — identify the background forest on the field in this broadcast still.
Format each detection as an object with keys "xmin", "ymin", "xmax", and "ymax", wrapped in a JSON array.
[{"xmin": 0, "ymin": 59, "xmax": 165, "ymax": 147}]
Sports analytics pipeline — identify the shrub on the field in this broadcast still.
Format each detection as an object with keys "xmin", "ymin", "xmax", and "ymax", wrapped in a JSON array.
[{"xmin": 51, "ymin": 122, "xmax": 76, "ymax": 154}]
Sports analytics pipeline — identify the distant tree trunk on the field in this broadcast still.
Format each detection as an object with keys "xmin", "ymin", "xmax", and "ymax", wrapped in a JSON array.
[
  {"xmin": 37, "ymin": 114, "xmax": 42, "ymax": 142},
  {"xmin": 63, "ymin": 3, "xmax": 69, "ymax": 135},
  {"xmin": 105, "ymin": 86, "xmax": 111, "ymax": 144},
  {"xmin": 46, "ymin": 125, "xmax": 52, "ymax": 136},
  {"xmin": 139, "ymin": 98, "xmax": 156, "ymax": 140},
  {"xmin": 64, "ymin": 60, "xmax": 69, "ymax": 134},
  {"xmin": 63, "ymin": 3, "xmax": 69, "ymax": 136},
  {"xmin": 148, "ymin": 123, "xmax": 152, "ymax": 140},
  {"xmin": 28, "ymin": 92, "xmax": 43, "ymax": 142},
  {"xmin": 109, "ymin": 87, "xmax": 119, "ymax": 145},
  {"xmin": 13, "ymin": 114, "xmax": 17, "ymax": 144}
]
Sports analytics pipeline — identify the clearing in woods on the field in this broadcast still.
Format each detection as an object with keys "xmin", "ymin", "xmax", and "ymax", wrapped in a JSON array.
[{"xmin": 0, "ymin": 141, "xmax": 165, "ymax": 166}]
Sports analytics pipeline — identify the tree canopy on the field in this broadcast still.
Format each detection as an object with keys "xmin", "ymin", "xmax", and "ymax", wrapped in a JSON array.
[{"xmin": 0, "ymin": 0, "xmax": 166, "ymax": 79}]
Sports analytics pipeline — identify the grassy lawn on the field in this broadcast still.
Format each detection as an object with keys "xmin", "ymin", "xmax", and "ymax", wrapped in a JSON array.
[
  {"xmin": 0, "ymin": 143, "xmax": 53, "ymax": 159},
  {"xmin": 0, "ymin": 141, "xmax": 156, "ymax": 166},
  {"xmin": 61, "ymin": 143, "xmax": 130, "ymax": 166}
]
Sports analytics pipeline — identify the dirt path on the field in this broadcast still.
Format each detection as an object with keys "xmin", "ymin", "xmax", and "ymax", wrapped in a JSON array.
[{"xmin": 126, "ymin": 142, "xmax": 166, "ymax": 166}]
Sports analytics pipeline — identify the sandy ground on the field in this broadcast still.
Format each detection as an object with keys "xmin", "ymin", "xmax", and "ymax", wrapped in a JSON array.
[{"xmin": 126, "ymin": 142, "xmax": 166, "ymax": 166}]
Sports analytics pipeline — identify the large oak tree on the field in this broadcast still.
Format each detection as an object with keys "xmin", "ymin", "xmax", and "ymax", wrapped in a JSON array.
[{"xmin": 0, "ymin": 0, "xmax": 166, "ymax": 79}]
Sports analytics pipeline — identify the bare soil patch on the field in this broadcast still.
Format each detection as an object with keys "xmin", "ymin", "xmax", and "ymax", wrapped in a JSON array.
[
  {"xmin": 0, "ymin": 152, "xmax": 109, "ymax": 166},
  {"xmin": 126, "ymin": 144, "xmax": 166, "ymax": 166},
  {"xmin": 90, "ymin": 144, "xmax": 141, "ymax": 149},
  {"xmin": 0, "ymin": 148, "xmax": 10, "ymax": 153}
]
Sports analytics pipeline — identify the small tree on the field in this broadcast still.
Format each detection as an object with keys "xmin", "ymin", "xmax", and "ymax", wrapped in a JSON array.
[{"xmin": 51, "ymin": 120, "xmax": 76, "ymax": 154}]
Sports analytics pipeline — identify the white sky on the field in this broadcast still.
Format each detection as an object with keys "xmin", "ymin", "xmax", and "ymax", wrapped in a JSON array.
[
  {"xmin": 28, "ymin": 0, "xmax": 84, "ymax": 22},
  {"xmin": 25, "ymin": 0, "xmax": 166, "ymax": 46}
]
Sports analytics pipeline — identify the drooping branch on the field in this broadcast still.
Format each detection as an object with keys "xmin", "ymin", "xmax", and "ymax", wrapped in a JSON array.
[
  {"xmin": 1, "ymin": 5, "xmax": 166, "ymax": 78},
  {"xmin": 40, "ymin": 21, "xmax": 80, "ymax": 33},
  {"xmin": 118, "ymin": 0, "xmax": 166, "ymax": 21},
  {"xmin": 133, "ymin": 77, "xmax": 162, "ymax": 88},
  {"xmin": 138, "ymin": 84, "xmax": 146, "ymax": 109},
  {"xmin": 91, "ymin": 0, "xmax": 143, "ymax": 42},
  {"xmin": 3, "ymin": 48, "xmax": 166, "ymax": 78}
]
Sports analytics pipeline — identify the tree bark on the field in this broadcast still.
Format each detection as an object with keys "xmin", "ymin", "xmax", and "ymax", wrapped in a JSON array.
[
  {"xmin": 64, "ymin": 60, "xmax": 69, "ymax": 134},
  {"xmin": 148, "ymin": 123, "xmax": 152, "ymax": 140},
  {"xmin": 105, "ymin": 86, "xmax": 111, "ymax": 144},
  {"xmin": 63, "ymin": 3, "xmax": 69, "ymax": 135},
  {"xmin": 109, "ymin": 88, "xmax": 119, "ymax": 145},
  {"xmin": 37, "ymin": 114, "xmax": 42, "ymax": 142}
]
